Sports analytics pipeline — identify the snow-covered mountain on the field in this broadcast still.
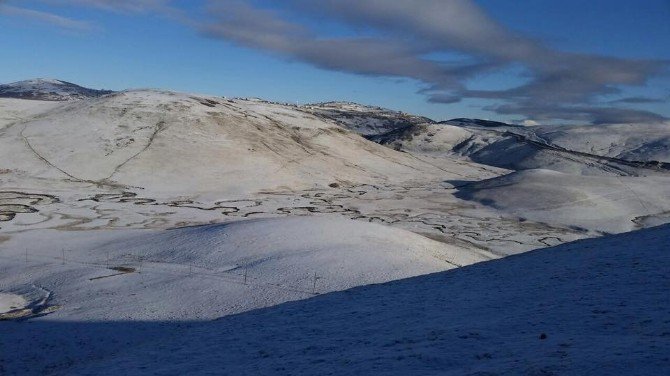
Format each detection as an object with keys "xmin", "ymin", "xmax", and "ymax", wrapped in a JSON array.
[
  {"xmin": 2, "ymin": 80, "xmax": 669, "ymax": 375},
  {"xmin": 0, "ymin": 78, "xmax": 113, "ymax": 101}
]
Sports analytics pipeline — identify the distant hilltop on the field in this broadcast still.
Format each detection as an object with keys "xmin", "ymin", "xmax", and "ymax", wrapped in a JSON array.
[{"xmin": 0, "ymin": 78, "xmax": 113, "ymax": 101}]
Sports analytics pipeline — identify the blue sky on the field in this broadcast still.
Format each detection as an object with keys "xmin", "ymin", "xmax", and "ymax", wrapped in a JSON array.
[{"xmin": 1, "ymin": 0, "xmax": 668, "ymax": 124}]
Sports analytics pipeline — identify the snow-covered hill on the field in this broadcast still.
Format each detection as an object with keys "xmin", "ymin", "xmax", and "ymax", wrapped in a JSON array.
[
  {"xmin": 0, "ymin": 78, "xmax": 113, "ymax": 101},
  {"xmin": 530, "ymin": 122, "xmax": 670, "ymax": 163},
  {"xmin": 455, "ymin": 169, "xmax": 670, "ymax": 233},
  {"xmin": 372, "ymin": 118, "xmax": 670, "ymax": 176},
  {"xmin": 0, "ymin": 216, "xmax": 488, "ymax": 324},
  {"xmin": 5, "ymin": 221, "xmax": 668, "ymax": 375},
  {"xmin": 302, "ymin": 101, "xmax": 432, "ymax": 136},
  {"xmin": 0, "ymin": 85, "xmax": 668, "ymax": 237},
  {"xmin": 0, "ymin": 90, "xmax": 455, "ymax": 196}
]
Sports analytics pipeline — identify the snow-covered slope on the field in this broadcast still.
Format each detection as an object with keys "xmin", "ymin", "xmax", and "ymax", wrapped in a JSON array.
[
  {"xmin": 0, "ymin": 98, "xmax": 62, "ymax": 129},
  {"xmin": 456, "ymin": 169, "xmax": 670, "ymax": 233},
  {"xmin": 0, "ymin": 215, "xmax": 488, "ymax": 324},
  {"xmin": 0, "ymin": 78, "xmax": 113, "ymax": 101},
  {"xmin": 5, "ymin": 221, "xmax": 668, "ymax": 375},
  {"xmin": 533, "ymin": 122, "xmax": 670, "ymax": 163},
  {"xmin": 302, "ymin": 101, "xmax": 432, "ymax": 136},
  {"xmin": 373, "ymin": 118, "xmax": 670, "ymax": 176}
]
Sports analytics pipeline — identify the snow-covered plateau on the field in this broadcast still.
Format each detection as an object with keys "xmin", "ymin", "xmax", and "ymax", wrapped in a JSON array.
[{"xmin": 1, "ymin": 79, "xmax": 668, "ymax": 375}]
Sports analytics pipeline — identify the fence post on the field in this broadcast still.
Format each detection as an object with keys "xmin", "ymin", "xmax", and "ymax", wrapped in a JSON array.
[
  {"xmin": 62, "ymin": 249, "xmax": 65, "ymax": 265},
  {"xmin": 312, "ymin": 272, "xmax": 318, "ymax": 294},
  {"xmin": 243, "ymin": 268, "xmax": 248, "ymax": 285}
]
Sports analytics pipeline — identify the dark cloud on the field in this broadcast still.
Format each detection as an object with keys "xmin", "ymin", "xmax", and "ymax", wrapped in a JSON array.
[
  {"xmin": 486, "ymin": 103, "xmax": 667, "ymax": 125},
  {"xmin": 609, "ymin": 96, "xmax": 666, "ymax": 104},
  {"xmin": 199, "ymin": 0, "xmax": 669, "ymax": 124}
]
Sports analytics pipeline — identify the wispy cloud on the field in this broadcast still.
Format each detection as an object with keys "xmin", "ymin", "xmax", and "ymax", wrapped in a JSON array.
[
  {"xmin": 40, "ymin": 0, "xmax": 190, "ymax": 24},
  {"xmin": 0, "ymin": 3, "xmax": 93, "ymax": 31},
  {"xmin": 33, "ymin": 0, "xmax": 172, "ymax": 13},
  {"xmin": 52, "ymin": 0, "xmax": 179, "ymax": 15},
  {"xmin": 1, "ymin": 0, "xmax": 188, "ymax": 32}
]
